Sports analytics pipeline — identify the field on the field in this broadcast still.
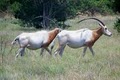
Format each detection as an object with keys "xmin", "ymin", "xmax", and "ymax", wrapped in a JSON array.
[{"xmin": 0, "ymin": 16, "xmax": 120, "ymax": 80}]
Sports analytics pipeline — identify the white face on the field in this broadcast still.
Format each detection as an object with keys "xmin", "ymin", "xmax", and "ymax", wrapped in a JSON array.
[{"xmin": 103, "ymin": 26, "xmax": 112, "ymax": 36}]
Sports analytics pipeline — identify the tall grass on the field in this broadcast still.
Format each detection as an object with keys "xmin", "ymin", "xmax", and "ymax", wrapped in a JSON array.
[{"xmin": 0, "ymin": 16, "xmax": 120, "ymax": 80}]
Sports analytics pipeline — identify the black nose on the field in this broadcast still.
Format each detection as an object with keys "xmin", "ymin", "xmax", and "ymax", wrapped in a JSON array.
[
  {"xmin": 109, "ymin": 33, "xmax": 112, "ymax": 37},
  {"xmin": 111, "ymin": 33, "xmax": 112, "ymax": 36}
]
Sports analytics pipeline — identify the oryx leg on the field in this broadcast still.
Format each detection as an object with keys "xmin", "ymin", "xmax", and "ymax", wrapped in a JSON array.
[
  {"xmin": 54, "ymin": 37, "xmax": 67, "ymax": 57},
  {"xmin": 50, "ymin": 39, "xmax": 55, "ymax": 53},
  {"xmin": 40, "ymin": 48, "xmax": 45, "ymax": 56},
  {"xmin": 15, "ymin": 47, "xmax": 25, "ymax": 58},
  {"xmin": 82, "ymin": 47, "xmax": 87, "ymax": 57},
  {"xmin": 45, "ymin": 47, "xmax": 52, "ymax": 55},
  {"xmin": 54, "ymin": 45, "xmax": 63, "ymax": 57},
  {"xmin": 15, "ymin": 38, "xmax": 28, "ymax": 58},
  {"xmin": 50, "ymin": 46, "xmax": 54, "ymax": 55},
  {"xmin": 89, "ymin": 47, "xmax": 95, "ymax": 56},
  {"xmin": 59, "ymin": 45, "xmax": 66, "ymax": 57}
]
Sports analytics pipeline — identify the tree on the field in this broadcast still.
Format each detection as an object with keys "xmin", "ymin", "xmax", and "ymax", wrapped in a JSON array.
[
  {"xmin": 114, "ymin": 18, "xmax": 120, "ymax": 33},
  {"xmin": 0, "ymin": 0, "xmax": 119, "ymax": 29},
  {"xmin": 0, "ymin": 0, "xmax": 10, "ymax": 11},
  {"xmin": 10, "ymin": 0, "xmax": 88, "ymax": 29},
  {"xmin": 113, "ymin": 0, "xmax": 120, "ymax": 13}
]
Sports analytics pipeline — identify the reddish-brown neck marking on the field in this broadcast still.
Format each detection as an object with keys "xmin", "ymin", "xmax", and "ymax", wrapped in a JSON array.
[
  {"xmin": 42, "ymin": 28, "xmax": 60, "ymax": 47},
  {"xmin": 86, "ymin": 27, "xmax": 103, "ymax": 47},
  {"xmin": 92, "ymin": 27, "xmax": 103, "ymax": 41}
]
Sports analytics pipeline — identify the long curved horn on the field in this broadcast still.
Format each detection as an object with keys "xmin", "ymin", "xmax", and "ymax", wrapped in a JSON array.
[
  {"xmin": 30, "ymin": 15, "xmax": 60, "ymax": 27},
  {"xmin": 77, "ymin": 18, "xmax": 105, "ymax": 26}
]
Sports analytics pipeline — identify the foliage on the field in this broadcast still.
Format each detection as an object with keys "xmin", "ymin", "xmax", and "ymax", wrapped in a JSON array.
[
  {"xmin": 114, "ymin": 18, "xmax": 120, "ymax": 32},
  {"xmin": 10, "ymin": 1, "xmax": 22, "ymax": 13},
  {"xmin": 76, "ymin": 0, "xmax": 114, "ymax": 15},
  {"xmin": 0, "ymin": 0, "xmax": 120, "ymax": 28},
  {"xmin": 10, "ymin": 0, "xmax": 70, "ymax": 28},
  {"xmin": 0, "ymin": 0, "xmax": 9, "ymax": 11},
  {"xmin": 113, "ymin": 0, "xmax": 120, "ymax": 13}
]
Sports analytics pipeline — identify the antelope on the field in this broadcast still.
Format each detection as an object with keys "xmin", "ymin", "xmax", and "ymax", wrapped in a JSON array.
[
  {"xmin": 11, "ymin": 28, "xmax": 61, "ymax": 58},
  {"xmin": 52, "ymin": 18, "xmax": 112, "ymax": 57}
]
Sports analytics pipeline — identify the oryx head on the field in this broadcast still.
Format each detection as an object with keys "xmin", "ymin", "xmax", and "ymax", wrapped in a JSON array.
[
  {"xmin": 98, "ymin": 21, "xmax": 112, "ymax": 37},
  {"xmin": 78, "ymin": 17, "xmax": 112, "ymax": 37}
]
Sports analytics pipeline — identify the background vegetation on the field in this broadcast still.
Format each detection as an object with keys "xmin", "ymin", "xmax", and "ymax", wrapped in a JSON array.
[
  {"xmin": 114, "ymin": 18, "xmax": 120, "ymax": 32},
  {"xmin": 0, "ymin": 0, "xmax": 120, "ymax": 29}
]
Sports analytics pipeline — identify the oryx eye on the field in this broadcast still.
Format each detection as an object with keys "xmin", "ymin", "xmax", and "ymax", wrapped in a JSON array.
[{"xmin": 105, "ymin": 28, "xmax": 107, "ymax": 30}]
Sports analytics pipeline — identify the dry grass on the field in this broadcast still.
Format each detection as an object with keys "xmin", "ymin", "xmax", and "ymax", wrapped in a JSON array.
[{"xmin": 0, "ymin": 15, "xmax": 120, "ymax": 80}]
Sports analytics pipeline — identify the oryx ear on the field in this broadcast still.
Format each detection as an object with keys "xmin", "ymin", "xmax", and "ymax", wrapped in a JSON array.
[{"xmin": 98, "ymin": 23, "xmax": 104, "ymax": 27}]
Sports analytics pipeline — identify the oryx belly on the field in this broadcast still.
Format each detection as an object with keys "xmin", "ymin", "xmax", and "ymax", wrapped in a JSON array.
[
  {"xmin": 26, "ymin": 31, "xmax": 49, "ymax": 50},
  {"xmin": 67, "ymin": 30, "xmax": 93, "ymax": 48},
  {"xmin": 67, "ymin": 33, "xmax": 85, "ymax": 48},
  {"xmin": 27, "ymin": 37, "xmax": 44, "ymax": 50}
]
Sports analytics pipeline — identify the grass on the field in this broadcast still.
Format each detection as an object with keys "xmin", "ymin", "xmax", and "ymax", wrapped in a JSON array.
[{"xmin": 0, "ymin": 15, "xmax": 120, "ymax": 80}]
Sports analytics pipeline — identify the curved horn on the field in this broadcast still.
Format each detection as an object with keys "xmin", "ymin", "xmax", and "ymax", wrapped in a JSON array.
[
  {"xmin": 77, "ymin": 18, "xmax": 105, "ymax": 26},
  {"xmin": 30, "ymin": 15, "xmax": 59, "ymax": 27}
]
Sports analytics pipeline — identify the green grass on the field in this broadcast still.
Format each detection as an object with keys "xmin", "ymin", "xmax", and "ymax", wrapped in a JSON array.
[{"xmin": 0, "ymin": 16, "xmax": 120, "ymax": 80}]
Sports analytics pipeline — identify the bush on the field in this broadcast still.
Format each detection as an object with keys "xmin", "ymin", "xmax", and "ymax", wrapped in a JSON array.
[
  {"xmin": 114, "ymin": 18, "xmax": 120, "ymax": 33},
  {"xmin": 78, "ymin": 0, "xmax": 114, "ymax": 15},
  {"xmin": 0, "ymin": 0, "xmax": 9, "ymax": 11},
  {"xmin": 10, "ymin": 1, "xmax": 22, "ymax": 13}
]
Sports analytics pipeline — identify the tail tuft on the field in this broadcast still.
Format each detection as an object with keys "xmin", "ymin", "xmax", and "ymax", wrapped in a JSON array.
[
  {"xmin": 11, "ymin": 41, "xmax": 16, "ymax": 45},
  {"xmin": 11, "ymin": 37, "xmax": 19, "ymax": 45}
]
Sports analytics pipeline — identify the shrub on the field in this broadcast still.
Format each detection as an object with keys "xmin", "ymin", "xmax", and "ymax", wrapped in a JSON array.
[{"xmin": 114, "ymin": 18, "xmax": 120, "ymax": 33}]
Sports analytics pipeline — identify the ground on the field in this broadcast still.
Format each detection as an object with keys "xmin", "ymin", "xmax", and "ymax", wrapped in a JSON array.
[{"xmin": 0, "ymin": 15, "xmax": 120, "ymax": 80}]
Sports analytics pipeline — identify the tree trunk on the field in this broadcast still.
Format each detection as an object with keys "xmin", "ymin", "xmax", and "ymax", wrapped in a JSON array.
[
  {"xmin": 43, "ymin": 3, "xmax": 46, "ymax": 29},
  {"xmin": 43, "ymin": 2, "xmax": 51, "ymax": 29}
]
